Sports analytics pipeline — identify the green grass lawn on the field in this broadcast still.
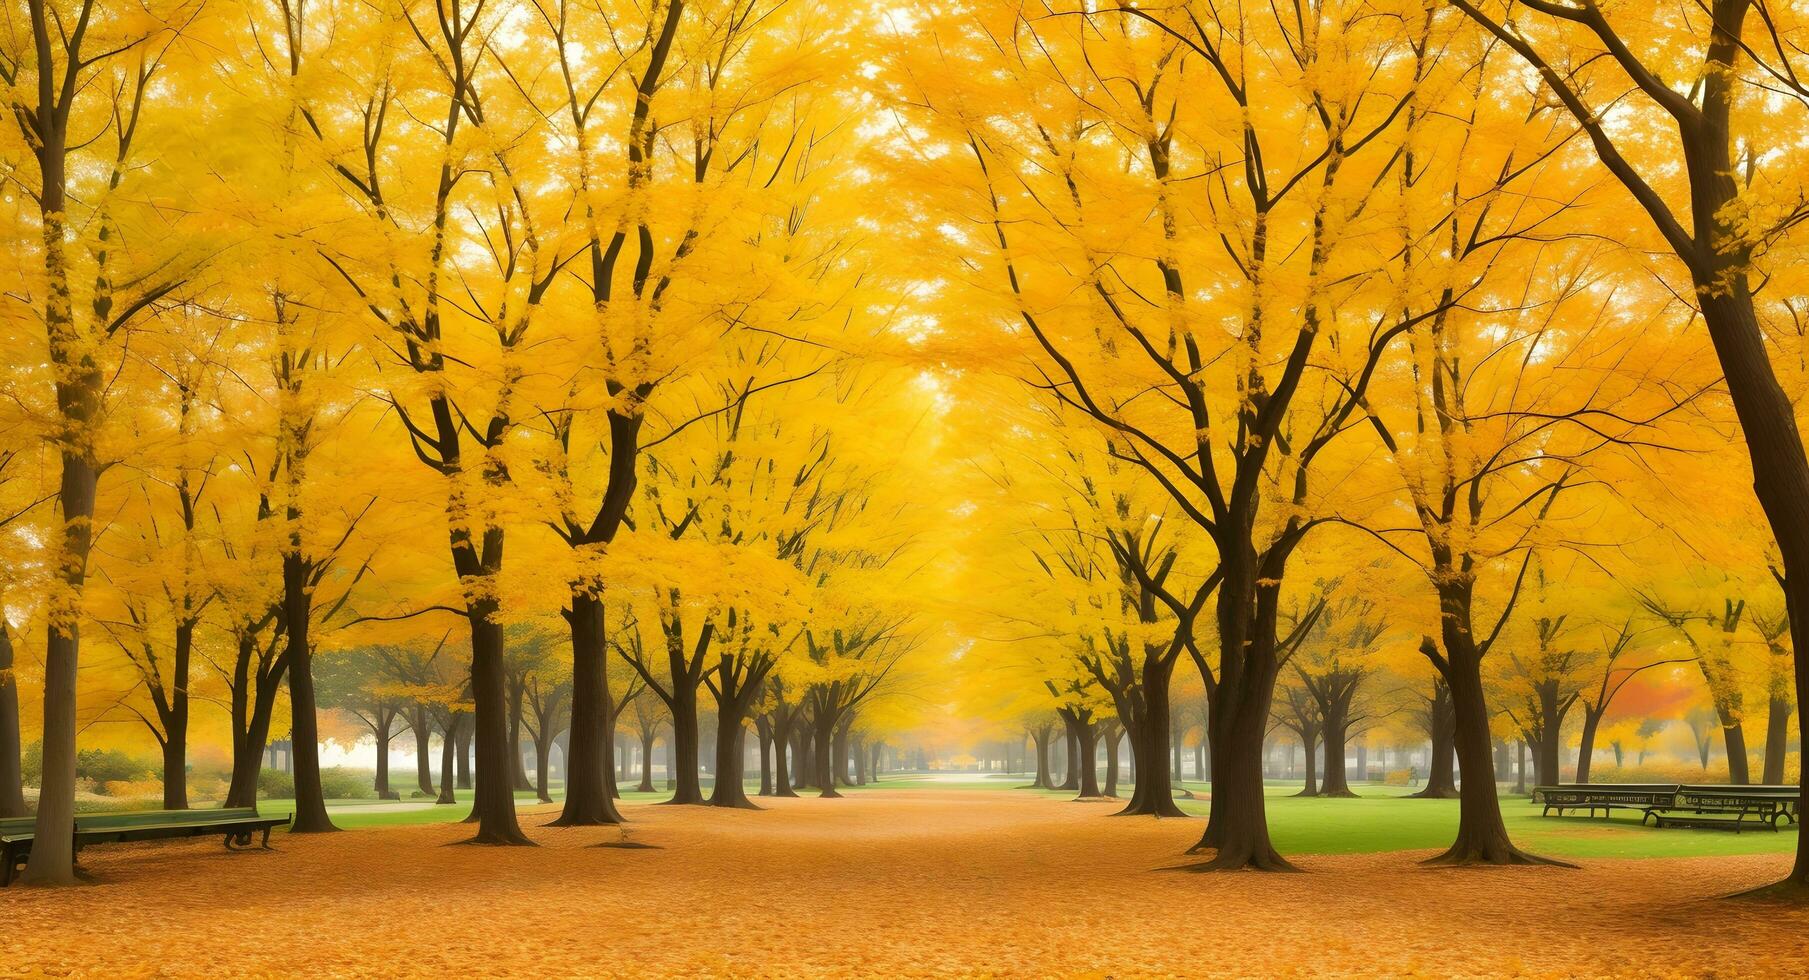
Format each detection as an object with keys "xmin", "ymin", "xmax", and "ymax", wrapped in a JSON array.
[{"xmin": 1163, "ymin": 780, "xmax": 1798, "ymax": 859}]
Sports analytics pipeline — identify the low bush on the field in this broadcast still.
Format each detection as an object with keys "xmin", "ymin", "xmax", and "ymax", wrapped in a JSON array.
[
  {"xmin": 321, "ymin": 768, "xmax": 377, "ymax": 800},
  {"xmin": 1578, "ymin": 762, "xmax": 1799, "ymax": 786},
  {"xmin": 76, "ymin": 748, "xmax": 156, "ymax": 785},
  {"xmin": 258, "ymin": 768, "xmax": 294, "ymax": 799},
  {"xmin": 99, "ymin": 778, "xmax": 165, "ymax": 799}
]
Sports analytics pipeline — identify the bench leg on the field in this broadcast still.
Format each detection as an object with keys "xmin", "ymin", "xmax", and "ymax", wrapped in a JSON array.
[{"xmin": 261, "ymin": 826, "xmax": 273, "ymax": 850}]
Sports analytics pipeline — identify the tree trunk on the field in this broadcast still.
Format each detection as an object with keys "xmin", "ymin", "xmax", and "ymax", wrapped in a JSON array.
[
  {"xmin": 1190, "ymin": 704, "xmax": 1282, "ymax": 868},
  {"xmin": 1031, "ymin": 729, "xmax": 1052, "ymax": 789},
  {"xmin": 533, "ymin": 724, "xmax": 554, "ymax": 804},
  {"xmin": 833, "ymin": 718, "xmax": 853, "ymax": 788},
  {"xmin": 283, "ymin": 549, "xmax": 336, "ymax": 833},
  {"xmin": 1722, "ymin": 722, "xmax": 1752, "ymax": 785},
  {"xmin": 1763, "ymin": 694, "xmax": 1790, "ymax": 785},
  {"xmin": 466, "ymin": 612, "xmax": 530, "ymax": 843},
  {"xmin": 1119, "ymin": 657, "xmax": 1186, "ymax": 817},
  {"xmin": 1514, "ymin": 741, "xmax": 1528, "ymax": 795},
  {"xmin": 1103, "ymin": 728, "xmax": 1120, "ymax": 798},
  {"xmin": 438, "ymin": 715, "xmax": 459, "ymax": 804},
  {"xmin": 508, "ymin": 679, "xmax": 532, "ymax": 792},
  {"xmin": 158, "ymin": 621, "xmax": 194, "ymax": 810},
  {"xmin": 1575, "ymin": 707, "xmax": 1603, "ymax": 784},
  {"xmin": 1320, "ymin": 706, "xmax": 1354, "ymax": 798},
  {"xmin": 1075, "ymin": 722, "xmax": 1101, "ymax": 798},
  {"xmin": 773, "ymin": 717, "xmax": 797, "ymax": 797},
  {"xmin": 160, "ymin": 730, "xmax": 188, "ymax": 811},
  {"xmin": 756, "ymin": 717, "xmax": 774, "ymax": 796},
  {"xmin": 1057, "ymin": 719, "xmax": 1080, "ymax": 792},
  {"xmin": 666, "ymin": 681, "xmax": 704, "ymax": 804},
  {"xmin": 1411, "ymin": 681, "xmax": 1459, "ymax": 799},
  {"xmin": 1425, "ymin": 640, "xmax": 1557, "ymax": 865},
  {"xmin": 814, "ymin": 710, "xmax": 841, "ymax": 799},
  {"xmin": 552, "ymin": 593, "xmax": 622, "ymax": 825},
  {"xmin": 413, "ymin": 706, "xmax": 436, "ymax": 797},
  {"xmin": 708, "ymin": 714, "xmax": 755, "ymax": 809},
  {"xmin": 456, "ymin": 724, "xmax": 472, "ymax": 789},
  {"xmin": 1298, "ymin": 731, "xmax": 1319, "ymax": 797},
  {"xmin": 795, "ymin": 726, "xmax": 817, "ymax": 795},
  {"xmin": 224, "ymin": 632, "xmax": 286, "ymax": 809},
  {"xmin": 639, "ymin": 728, "xmax": 657, "ymax": 793},
  {"xmin": 375, "ymin": 717, "xmax": 397, "ymax": 800}
]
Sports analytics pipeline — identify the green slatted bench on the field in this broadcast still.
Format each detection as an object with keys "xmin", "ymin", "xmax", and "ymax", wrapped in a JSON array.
[
  {"xmin": 76, "ymin": 807, "xmax": 290, "ymax": 850},
  {"xmin": 1, "ymin": 807, "xmax": 289, "ymax": 886}
]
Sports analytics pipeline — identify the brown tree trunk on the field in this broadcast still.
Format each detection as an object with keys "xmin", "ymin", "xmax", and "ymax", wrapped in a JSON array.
[
  {"xmin": 224, "ymin": 631, "xmax": 287, "ymax": 809},
  {"xmin": 639, "ymin": 728, "xmax": 657, "ymax": 793},
  {"xmin": 3, "ymin": 620, "xmax": 35, "ymax": 817},
  {"xmin": 1411, "ymin": 681, "xmax": 1459, "ymax": 799},
  {"xmin": 508, "ymin": 678, "xmax": 532, "ymax": 792},
  {"xmin": 1319, "ymin": 705, "xmax": 1354, "ymax": 798},
  {"xmin": 773, "ymin": 717, "xmax": 797, "ymax": 798},
  {"xmin": 666, "ymin": 681, "xmax": 705, "ymax": 804},
  {"xmin": 1575, "ymin": 707, "xmax": 1603, "ymax": 784},
  {"xmin": 437, "ymin": 715, "xmax": 459, "ymax": 804},
  {"xmin": 1119, "ymin": 657, "xmax": 1186, "ymax": 817},
  {"xmin": 552, "ymin": 593, "xmax": 622, "ymax": 825},
  {"xmin": 160, "ymin": 732, "xmax": 188, "ymax": 811},
  {"xmin": 1721, "ymin": 722, "xmax": 1752, "ymax": 785},
  {"xmin": 284, "ymin": 549, "xmax": 336, "ymax": 833},
  {"xmin": 533, "ymin": 724, "xmax": 554, "ymax": 804},
  {"xmin": 756, "ymin": 717, "xmax": 774, "ymax": 796},
  {"xmin": 814, "ymin": 710, "xmax": 841, "ymax": 799},
  {"xmin": 466, "ymin": 611, "xmax": 530, "ymax": 843},
  {"xmin": 456, "ymin": 724, "xmax": 472, "ymax": 789},
  {"xmin": 1076, "ymin": 722, "xmax": 1100, "ymax": 798},
  {"xmin": 1763, "ymin": 695, "xmax": 1790, "ymax": 785},
  {"xmin": 375, "ymin": 715, "xmax": 398, "ymax": 800},
  {"xmin": 833, "ymin": 718, "xmax": 853, "ymax": 788},
  {"xmin": 1297, "ymin": 729, "xmax": 1320, "ymax": 798},
  {"xmin": 413, "ymin": 706, "xmax": 436, "ymax": 797},
  {"xmin": 1102, "ymin": 727, "xmax": 1120, "ymax": 798},
  {"xmin": 1030, "ymin": 729, "xmax": 1052, "ymax": 789},
  {"xmin": 1426, "ymin": 642, "xmax": 1559, "ymax": 865},
  {"xmin": 709, "ymin": 716, "xmax": 755, "ymax": 809}
]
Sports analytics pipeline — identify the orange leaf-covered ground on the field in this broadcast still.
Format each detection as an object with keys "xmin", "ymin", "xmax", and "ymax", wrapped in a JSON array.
[{"xmin": 3, "ymin": 788, "xmax": 1804, "ymax": 977}]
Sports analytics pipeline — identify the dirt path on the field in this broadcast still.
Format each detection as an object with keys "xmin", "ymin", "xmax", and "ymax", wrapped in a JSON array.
[{"xmin": 3, "ymin": 788, "xmax": 1804, "ymax": 977}]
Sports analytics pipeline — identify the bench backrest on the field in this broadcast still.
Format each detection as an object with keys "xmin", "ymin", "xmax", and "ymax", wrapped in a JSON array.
[
  {"xmin": 76, "ymin": 807, "xmax": 261, "ymax": 830},
  {"xmin": 1677, "ymin": 786, "xmax": 1797, "ymax": 800},
  {"xmin": 1538, "ymin": 783, "xmax": 1681, "ymax": 793}
]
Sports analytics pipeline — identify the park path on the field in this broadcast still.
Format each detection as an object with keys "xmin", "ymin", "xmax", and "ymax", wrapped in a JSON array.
[{"xmin": 2, "ymin": 787, "xmax": 1805, "ymax": 977}]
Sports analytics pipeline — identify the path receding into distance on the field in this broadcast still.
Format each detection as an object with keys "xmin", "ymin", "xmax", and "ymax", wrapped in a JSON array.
[{"xmin": 3, "ymin": 788, "xmax": 1801, "ymax": 977}]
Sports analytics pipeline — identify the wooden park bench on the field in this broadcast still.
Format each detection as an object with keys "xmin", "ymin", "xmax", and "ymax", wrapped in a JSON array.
[
  {"xmin": 2, "ymin": 807, "xmax": 290, "ymax": 886},
  {"xmin": 1531, "ymin": 783, "xmax": 1681, "ymax": 819},
  {"xmin": 1649, "ymin": 786, "xmax": 1800, "ymax": 833}
]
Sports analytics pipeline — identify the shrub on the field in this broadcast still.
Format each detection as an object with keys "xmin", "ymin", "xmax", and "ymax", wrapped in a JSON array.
[
  {"xmin": 320, "ymin": 767, "xmax": 377, "ymax": 800},
  {"xmin": 1579, "ymin": 762, "xmax": 1798, "ymax": 785},
  {"xmin": 76, "ymin": 748, "xmax": 155, "ymax": 784},
  {"xmin": 21, "ymin": 739, "xmax": 41, "ymax": 786},
  {"xmin": 257, "ymin": 769, "xmax": 295, "ymax": 798},
  {"xmin": 99, "ymin": 779, "xmax": 164, "ymax": 799}
]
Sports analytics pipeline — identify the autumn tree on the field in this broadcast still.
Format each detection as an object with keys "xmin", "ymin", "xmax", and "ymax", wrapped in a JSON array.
[{"xmin": 1447, "ymin": 0, "xmax": 1809, "ymax": 894}]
